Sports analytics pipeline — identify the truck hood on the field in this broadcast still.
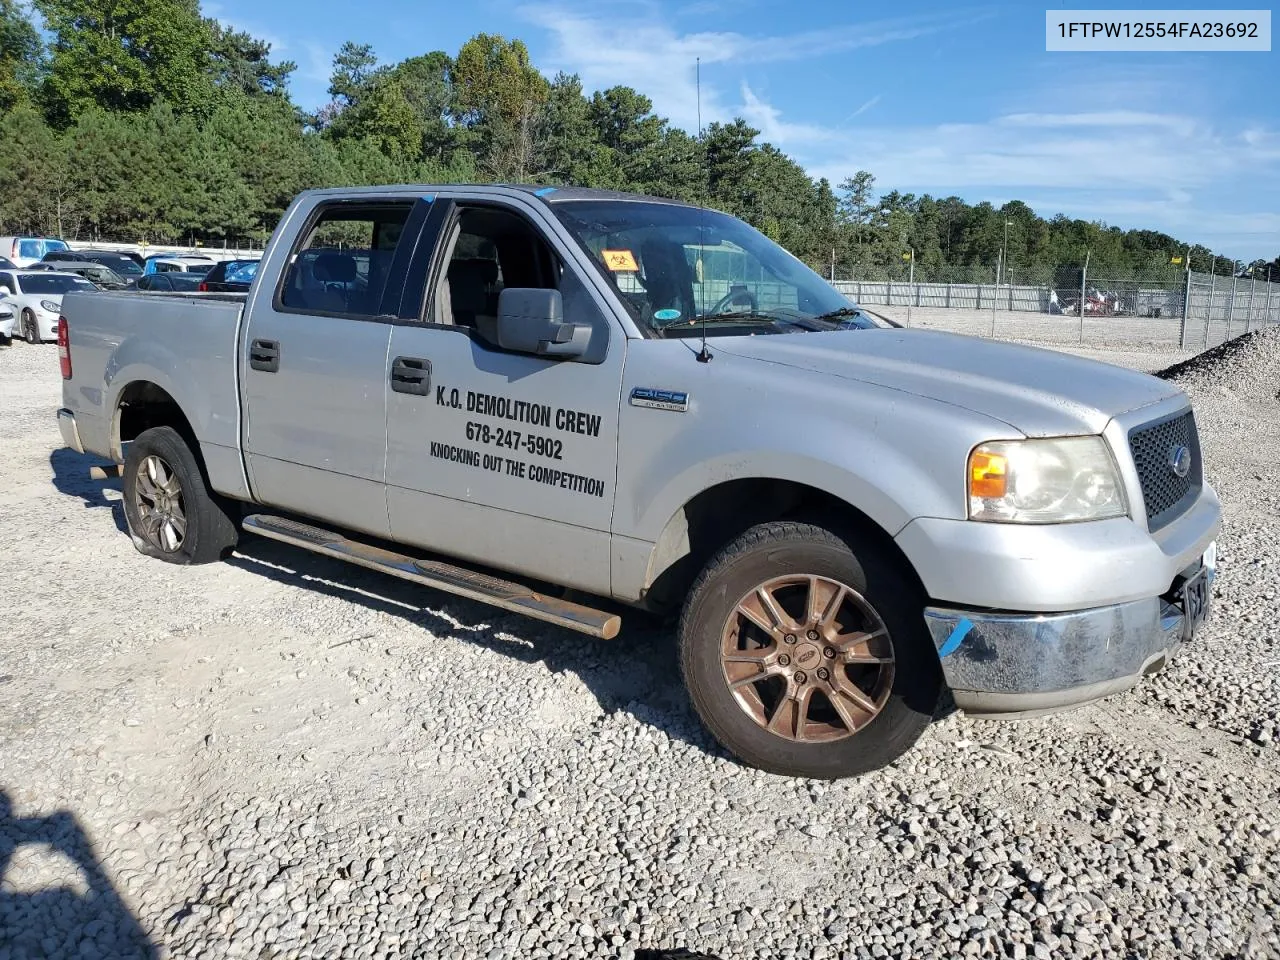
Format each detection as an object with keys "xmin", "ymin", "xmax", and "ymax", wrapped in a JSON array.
[{"xmin": 711, "ymin": 328, "xmax": 1182, "ymax": 436}]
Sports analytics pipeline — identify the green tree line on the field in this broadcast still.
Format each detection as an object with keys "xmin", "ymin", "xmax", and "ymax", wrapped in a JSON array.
[{"xmin": 0, "ymin": 0, "xmax": 1272, "ymax": 281}]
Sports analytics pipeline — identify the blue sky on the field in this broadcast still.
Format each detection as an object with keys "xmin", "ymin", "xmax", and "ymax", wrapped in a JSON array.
[{"xmin": 204, "ymin": 0, "xmax": 1279, "ymax": 260}]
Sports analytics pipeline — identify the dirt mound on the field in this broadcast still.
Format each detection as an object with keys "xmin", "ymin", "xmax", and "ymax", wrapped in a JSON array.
[{"xmin": 1156, "ymin": 327, "xmax": 1280, "ymax": 402}]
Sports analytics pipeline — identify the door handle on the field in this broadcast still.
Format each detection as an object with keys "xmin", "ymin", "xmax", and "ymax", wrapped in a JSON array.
[
  {"xmin": 249, "ymin": 339, "xmax": 280, "ymax": 373},
  {"xmin": 390, "ymin": 356, "xmax": 431, "ymax": 395}
]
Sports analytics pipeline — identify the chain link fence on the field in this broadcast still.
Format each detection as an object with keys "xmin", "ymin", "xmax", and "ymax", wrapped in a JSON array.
[{"xmin": 833, "ymin": 265, "xmax": 1279, "ymax": 353}]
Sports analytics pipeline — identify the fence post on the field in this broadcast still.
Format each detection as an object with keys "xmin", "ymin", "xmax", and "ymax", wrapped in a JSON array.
[
  {"xmin": 1179, "ymin": 271, "xmax": 1192, "ymax": 349},
  {"xmin": 990, "ymin": 283, "xmax": 997, "ymax": 338},
  {"xmin": 1078, "ymin": 250, "xmax": 1090, "ymax": 344},
  {"xmin": 946, "ymin": 282, "xmax": 951, "ymax": 308},
  {"xmin": 906, "ymin": 251, "xmax": 914, "ymax": 328},
  {"xmin": 1247, "ymin": 276, "xmax": 1256, "ymax": 333},
  {"xmin": 1226, "ymin": 275, "xmax": 1237, "ymax": 340},
  {"xmin": 1203, "ymin": 270, "xmax": 1215, "ymax": 348},
  {"xmin": 1267, "ymin": 270, "xmax": 1275, "ymax": 326}
]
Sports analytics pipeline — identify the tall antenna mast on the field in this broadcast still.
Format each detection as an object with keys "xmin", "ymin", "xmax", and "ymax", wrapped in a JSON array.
[{"xmin": 695, "ymin": 56, "xmax": 712, "ymax": 363}]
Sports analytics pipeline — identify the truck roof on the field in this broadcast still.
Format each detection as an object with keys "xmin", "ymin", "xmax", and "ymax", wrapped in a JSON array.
[{"xmin": 293, "ymin": 183, "xmax": 698, "ymax": 209}]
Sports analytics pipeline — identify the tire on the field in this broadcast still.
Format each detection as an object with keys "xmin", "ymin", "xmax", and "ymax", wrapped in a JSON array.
[
  {"xmin": 679, "ymin": 520, "xmax": 941, "ymax": 779},
  {"xmin": 122, "ymin": 426, "xmax": 238, "ymax": 565},
  {"xmin": 22, "ymin": 309, "xmax": 38, "ymax": 344}
]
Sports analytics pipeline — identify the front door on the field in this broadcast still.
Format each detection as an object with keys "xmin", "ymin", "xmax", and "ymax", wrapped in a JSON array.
[
  {"xmin": 384, "ymin": 198, "xmax": 626, "ymax": 596},
  {"xmin": 241, "ymin": 197, "xmax": 428, "ymax": 537}
]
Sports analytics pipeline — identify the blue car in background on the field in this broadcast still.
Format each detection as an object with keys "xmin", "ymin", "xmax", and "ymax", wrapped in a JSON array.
[{"xmin": 198, "ymin": 259, "xmax": 260, "ymax": 293}]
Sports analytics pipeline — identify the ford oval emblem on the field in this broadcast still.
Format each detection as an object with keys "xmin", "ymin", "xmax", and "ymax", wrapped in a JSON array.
[{"xmin": 1168, "ymin": 444, "xmax": 1192, "ymax": 479}]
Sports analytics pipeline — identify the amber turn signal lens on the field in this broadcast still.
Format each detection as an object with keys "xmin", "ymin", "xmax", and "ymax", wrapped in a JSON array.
[{"xmin": 969, "ymin": 449, "xmax": 1007, "ymax": 499}]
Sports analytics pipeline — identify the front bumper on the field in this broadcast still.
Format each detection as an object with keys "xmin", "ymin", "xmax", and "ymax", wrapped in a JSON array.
[{"xmin": 925, "ymin": 547, "xmax": 1215, "ymax": 718}]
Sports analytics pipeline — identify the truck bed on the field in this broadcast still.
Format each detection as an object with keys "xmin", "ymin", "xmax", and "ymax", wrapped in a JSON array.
[{"xmin": 60, "ymin": 290, "xmax": 247, "ymax": 477}]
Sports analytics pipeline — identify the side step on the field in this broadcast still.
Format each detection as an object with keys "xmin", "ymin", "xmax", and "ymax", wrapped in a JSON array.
[{"xmin": 241, "ymin": 514, "xmax": 622, "ymax": 640}]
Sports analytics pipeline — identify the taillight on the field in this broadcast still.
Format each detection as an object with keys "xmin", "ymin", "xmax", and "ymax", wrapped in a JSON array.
[
  {"xmin": 198, "ymin": 281, "xmax": 208, "ymax": 292},
  {"xmin": 57, "ymin": 316, "xmax": 71, "ymax": 379},
  {"xmin": 9, "ymin": 240, "xmax": 17, "ymax": 259}
]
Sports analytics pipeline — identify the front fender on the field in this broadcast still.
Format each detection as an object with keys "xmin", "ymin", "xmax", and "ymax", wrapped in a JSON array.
[{"xmin": 609, "ymin": 340, "xmax": 1024, "ymax": 600}]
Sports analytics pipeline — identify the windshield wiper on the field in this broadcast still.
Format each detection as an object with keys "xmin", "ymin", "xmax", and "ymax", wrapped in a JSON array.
[
  {"xmin": 694, "ymin": 312, "xmax": 790, "ymax": 325},
  {"xmin": 811, "ymin": 307, "xmax": 862, "ymax": 322}
]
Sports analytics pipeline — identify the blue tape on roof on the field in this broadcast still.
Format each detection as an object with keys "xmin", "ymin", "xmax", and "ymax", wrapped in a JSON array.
[
  {"xmin": 534, "ymin": 187, "xmax": 557, "ymax": 197},
  {"xmin": 938, "ymin": 618, "xmax": 973, "ymax": 658},
  {"xmin": 422, "ymin": 194, "xmax": 435, "ymax": 203}
]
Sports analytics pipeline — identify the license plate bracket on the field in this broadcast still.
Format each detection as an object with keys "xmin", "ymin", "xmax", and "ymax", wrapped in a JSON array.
[{"xmin": 1180, "ymin": 566, "xmax": 1210, "ymax": 641}]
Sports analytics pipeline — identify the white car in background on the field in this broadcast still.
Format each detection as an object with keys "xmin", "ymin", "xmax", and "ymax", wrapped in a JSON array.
[
  {"xmin": 0, "ymin": 236, "xmax": 71, "ymax": 268},
  {"xmin": 142, "ymin": 254, "xmax": 218, "ymax": 275},
  {"xmin": 0, "ymin": 269, "xmax": 97, "ymax": 343}
]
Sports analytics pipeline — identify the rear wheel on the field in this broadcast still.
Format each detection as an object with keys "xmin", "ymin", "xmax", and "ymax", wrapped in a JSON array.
[
  {"xmin": 679, "ymin": 521, "xmax": 941, "ymax": 779},
  {"xmin": 122, "ymin": 426, "xmax": 238, "ymax": 565},
  {"xmin": 22, "ymin": 309, "xmax": 39, "ymax": 344}
]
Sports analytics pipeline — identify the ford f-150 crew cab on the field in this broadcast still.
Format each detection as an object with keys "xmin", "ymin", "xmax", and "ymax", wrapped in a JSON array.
[{"xmin": 56, "ymin": 185, "xmax": 1220, "ymax": 779}]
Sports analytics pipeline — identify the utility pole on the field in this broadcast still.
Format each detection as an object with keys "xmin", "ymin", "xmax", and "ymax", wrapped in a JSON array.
[{"xmin": 830, "ymin": 247, "xmax": 835, "ymax": 282}]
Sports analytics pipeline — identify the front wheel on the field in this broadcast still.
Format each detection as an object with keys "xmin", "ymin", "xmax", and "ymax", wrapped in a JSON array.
[
  {"xmin": 679, "ymin": 521, "xmax": 941, "ymax": 779},
  {"xmin": 122, "ymin": 426, "xmax": 238, "ymax": 565},
  {"xmin": 22, "ymin": 309, "xmax": 39, "ymax": 344}
]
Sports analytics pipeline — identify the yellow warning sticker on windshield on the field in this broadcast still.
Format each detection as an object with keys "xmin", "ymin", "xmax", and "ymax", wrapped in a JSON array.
[{"xmin": 601, "ymin": 249, "xmax": 638, "ymax": 272}]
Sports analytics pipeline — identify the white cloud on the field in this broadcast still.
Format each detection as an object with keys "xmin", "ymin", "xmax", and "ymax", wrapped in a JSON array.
[
  {"xmin": 520, "ymin": 6, "xmax": 973, "ymax": 131},
  {"xmin": 846, "ymin": 95, "xmax": 881, "ymax": 121},
  {"xmin": 739, "ymin": 82, "xmax": 833, "ymax": 145}
]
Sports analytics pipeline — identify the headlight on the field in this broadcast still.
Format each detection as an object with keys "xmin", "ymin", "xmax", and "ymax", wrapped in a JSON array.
[
  {"xmin": 968, "ymin": 436, "xmax": 1127, "ymax": 523},
  {"xmin": 40, "ymin": 300, "xmax": 61, "ymax": 313}
]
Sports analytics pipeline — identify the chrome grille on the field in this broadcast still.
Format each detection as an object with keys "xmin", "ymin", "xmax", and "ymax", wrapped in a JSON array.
[{"xmin": 1129, "ymin": 411, "xmax": 1199, "ymax": 529}]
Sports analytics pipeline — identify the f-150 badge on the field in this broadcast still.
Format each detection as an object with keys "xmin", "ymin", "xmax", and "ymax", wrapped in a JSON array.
[{"xmin": 630, "ymin": 387, "xmax": 688, "ymax": 412}]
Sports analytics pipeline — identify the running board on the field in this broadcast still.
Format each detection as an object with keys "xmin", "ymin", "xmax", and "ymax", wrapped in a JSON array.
[{"xmin": 241, "ymin": 514, "xmax": 622, "ymax": 639}]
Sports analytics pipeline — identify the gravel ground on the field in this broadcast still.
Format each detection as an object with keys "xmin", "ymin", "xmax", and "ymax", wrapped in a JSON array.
[{"xmin": 1, "ymin": 328, "xmax": 1277, "ymax": 960}]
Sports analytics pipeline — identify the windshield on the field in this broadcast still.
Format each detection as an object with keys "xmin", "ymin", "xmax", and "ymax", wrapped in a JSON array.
[
  {"xmin": 104, "ymin": 257, "xmax": 143, "ymax": 276},
  {"xmin": 18, "ymin": 274, "xmax": 97, "ymax": 295},
  {"xmin": 553, "ymin": 200, "xmax": 884, "ymax": 337},
  {"xmin": 83, "ymin": 266, "xmax": 125, "ymax": 284}
]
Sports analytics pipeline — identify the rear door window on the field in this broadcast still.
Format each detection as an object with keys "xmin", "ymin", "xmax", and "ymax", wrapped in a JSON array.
[{"xmin": 278, "ymin": 203, "xmax": 414, "ymax": 319}]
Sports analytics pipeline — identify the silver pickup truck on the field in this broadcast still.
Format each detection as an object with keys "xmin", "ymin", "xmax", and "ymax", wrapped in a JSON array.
[{"xmin": 57, "ymin": 185, "xmax": 1220, "ymax": 779}]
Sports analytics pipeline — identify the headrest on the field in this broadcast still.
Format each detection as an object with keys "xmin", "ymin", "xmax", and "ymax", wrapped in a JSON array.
[
  {"xmin": 313, "ymin": 252, "xmax": 357, "ymax": 283},
  {"xmin": 639, "ymin": 240, "xmax": 690, "ymax": 285},
  {"xmin": 448, "ymin": 258, "xmax": 499, "ymax": 287}
]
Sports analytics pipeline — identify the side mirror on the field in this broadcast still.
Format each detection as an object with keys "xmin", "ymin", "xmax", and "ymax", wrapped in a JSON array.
[{"xmin": 495, "ymin": 288, "xmax": 589, "ymax": 359}]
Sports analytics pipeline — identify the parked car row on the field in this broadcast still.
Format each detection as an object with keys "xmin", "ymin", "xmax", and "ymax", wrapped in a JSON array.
[{"xmin": 0, "ymin": 239, "xmax": 260, "ymax": 345}]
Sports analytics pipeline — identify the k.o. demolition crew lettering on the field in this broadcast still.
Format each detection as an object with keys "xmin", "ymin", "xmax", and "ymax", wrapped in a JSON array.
[{"xmin": 436, "ymin": 385, "xmax": 603, "ymax": 439}]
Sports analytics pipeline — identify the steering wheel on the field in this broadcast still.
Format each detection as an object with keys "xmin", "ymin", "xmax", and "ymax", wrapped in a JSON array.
[{"xmin": 709, "ymin": 287, "xmax": 758, "ymax": 315}]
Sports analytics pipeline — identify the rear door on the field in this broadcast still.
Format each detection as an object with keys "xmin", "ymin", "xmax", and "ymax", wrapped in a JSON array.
[
  {"xmin": 383, "ymin": 195, "xmax": 626, "ymax": 595},
  {"xmin": 240, "ymin": 196, "xmax": 431, "ymax": 537}
]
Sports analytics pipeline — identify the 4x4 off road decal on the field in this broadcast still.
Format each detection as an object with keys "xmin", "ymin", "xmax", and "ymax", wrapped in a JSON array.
[{"xmin": 630, "ymin": 387, "xmax": 688, "ymax": 413}]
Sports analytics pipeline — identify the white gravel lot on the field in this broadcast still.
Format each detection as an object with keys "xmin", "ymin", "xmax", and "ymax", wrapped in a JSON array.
[{"xmin": 1, "ymin": 328, "xmax": 1277, "ymax": 960}]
